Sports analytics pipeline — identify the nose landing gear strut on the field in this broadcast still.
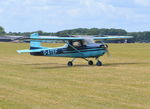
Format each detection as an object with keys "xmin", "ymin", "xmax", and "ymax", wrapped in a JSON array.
[{"xmin": 95, "ymin": 57, "xmax": 102, "ymax": 66}]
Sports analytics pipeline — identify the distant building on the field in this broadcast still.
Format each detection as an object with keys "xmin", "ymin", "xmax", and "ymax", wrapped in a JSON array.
[{"xmin": 0, "ymin": 36, "xmax": 22, "ymax": 42}]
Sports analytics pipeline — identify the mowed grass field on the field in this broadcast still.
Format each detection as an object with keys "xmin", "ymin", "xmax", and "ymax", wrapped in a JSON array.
[{"xmin": 0, "ymin": 42, "xmax": 150, "ymax": 109}]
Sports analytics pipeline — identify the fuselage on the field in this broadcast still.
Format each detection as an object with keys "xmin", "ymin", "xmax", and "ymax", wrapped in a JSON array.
[{"xmin": 30, "ymin": 43, "xmax": 107, "ymax": 58}]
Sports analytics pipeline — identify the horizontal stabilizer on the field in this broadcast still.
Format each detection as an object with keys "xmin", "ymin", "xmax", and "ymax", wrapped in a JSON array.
[{"xmin": 17, "ymin": 48, "xmax": 47, "ymax": 54}]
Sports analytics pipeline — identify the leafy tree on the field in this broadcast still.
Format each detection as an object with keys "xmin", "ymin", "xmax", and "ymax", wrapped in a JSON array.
[
  {"xmin": 3, "ymin": 27, "xmax": 150, "ymax": 42},
  {"xmin": 0, "ymin": 26, "xmax": 5, "ymax": 36}
]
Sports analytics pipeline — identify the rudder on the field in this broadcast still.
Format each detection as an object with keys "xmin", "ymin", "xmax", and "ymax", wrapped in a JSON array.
[{"xmin": 30, "ymin": 33, "xmax": 41, "ymax": 49}]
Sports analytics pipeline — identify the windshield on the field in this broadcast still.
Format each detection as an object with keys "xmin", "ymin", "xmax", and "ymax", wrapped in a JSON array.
[{"xmin": 83, "ymin": 37, "xmax": 95, "ymax": 45}]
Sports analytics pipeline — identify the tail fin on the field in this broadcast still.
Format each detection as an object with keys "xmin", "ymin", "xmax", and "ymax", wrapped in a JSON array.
[{"xmin": 30, "ymin": 33, "xmax": 41, "ymax": 49}]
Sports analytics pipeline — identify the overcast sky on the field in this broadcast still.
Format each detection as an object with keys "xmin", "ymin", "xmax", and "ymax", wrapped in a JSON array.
[{"xmin": 0, "ymin": 0, "xmax": 150, "ymax": 32}]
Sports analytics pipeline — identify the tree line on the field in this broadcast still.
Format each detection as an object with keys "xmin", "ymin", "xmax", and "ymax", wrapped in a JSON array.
[{"xmin": 0, "ymin": 26, "xmax": 150, "ymax": 43}]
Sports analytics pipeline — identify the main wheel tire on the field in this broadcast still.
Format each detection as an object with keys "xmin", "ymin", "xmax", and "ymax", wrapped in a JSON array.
[
  {"xmin": 88, "ymin": 60, "xmax": 93, "ymax": 65},
  {"xmin": 67, "ymin": 61, "xmax": 73, "ymax": 66},
  {"xmin": 96, "ymin": 61, "xmax": 102, "ymax": 66}
]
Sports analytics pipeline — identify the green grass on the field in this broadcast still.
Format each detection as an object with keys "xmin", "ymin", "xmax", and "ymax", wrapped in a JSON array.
[{"xmin": 0, "ymin": 42, "xmax": 150, "ymax": 109}]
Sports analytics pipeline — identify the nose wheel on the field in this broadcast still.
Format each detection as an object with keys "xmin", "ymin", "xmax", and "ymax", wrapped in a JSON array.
[
  {"xmin": 96, "ymin": 60, "xmax": 102, "ymax": 66},
  {"xmin": 95, "ymin": 57, "xmax": 102, "ymax": 66}
]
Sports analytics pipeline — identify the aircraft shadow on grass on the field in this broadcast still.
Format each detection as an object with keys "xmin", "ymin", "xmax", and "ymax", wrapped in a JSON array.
[
  {"xmin": 24, "ymin": 63, "xmax": 90, "ymax": 69},
  {"xmin": 23, "ymin": 62, "xmax": 148, "ymax": 70},
  {"xmin": 103, "ymin": 62, "xmax": 147, "ymax": 66}
]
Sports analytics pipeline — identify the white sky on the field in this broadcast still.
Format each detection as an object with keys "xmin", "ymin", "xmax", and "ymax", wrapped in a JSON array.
[{"xmin": 0, "ymin": 0, "xmax": 150, "ymax": 32}]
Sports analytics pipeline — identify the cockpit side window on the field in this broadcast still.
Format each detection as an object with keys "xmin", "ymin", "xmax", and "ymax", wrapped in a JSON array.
[
  {"xmin": 73, "ymin": 41, "xmax": 81, "ymax": 47},
  {"xmin": 68, "ymin": 40, "xmax": 89, "ymax": 48},
  {"xmin": 68, "ymin": 40, "xmax": 84, "ymax": 47}
]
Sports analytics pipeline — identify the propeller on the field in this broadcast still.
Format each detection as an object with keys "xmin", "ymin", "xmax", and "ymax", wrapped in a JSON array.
[
  {"xmin": 104, "ymin": 44, "xmax": 111, "ymax": 57},
  {"xmin": 101, "ymin": 41, "xmax": 111, "ymax": 57}
]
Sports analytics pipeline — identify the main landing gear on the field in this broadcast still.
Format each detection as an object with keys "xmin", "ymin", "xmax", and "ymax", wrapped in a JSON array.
[
  {"xmin": 67, "ymin": 58, "xmax": 75, "ymax": 66},
  {"xmin": 67, "ymin": 58, "xmax": 102, "ymax": 66}
]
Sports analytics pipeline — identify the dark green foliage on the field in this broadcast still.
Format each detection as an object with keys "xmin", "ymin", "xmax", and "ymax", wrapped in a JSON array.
[
  {"xmin": 128, "ymin": 32, "xmax": 150, "ymax": 43},
  {"xmin": 0, "ymin": 25, "xmax": 150, "ymax": 42},
  {"xmin": 0, "ymin": 26, "xmax": 5, "ymax": 36},
  {"xmin": 56, "ymin": 28, "xmax": 127, "ymax": 36}
]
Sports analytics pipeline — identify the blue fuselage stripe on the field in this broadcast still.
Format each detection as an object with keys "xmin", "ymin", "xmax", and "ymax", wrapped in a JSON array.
[{"xmin": 62, "ymin": 48, "xmax": 105, "ymax": 54}]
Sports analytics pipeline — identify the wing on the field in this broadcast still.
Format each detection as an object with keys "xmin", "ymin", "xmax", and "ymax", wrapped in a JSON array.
[
  {"xmin": 20, "ymin": 36, "xmax": 84, "ymax": 43},
  {"xmin": 93, "ymin": 36, "xmax": 133, "ymax": 40},
  {"xmin": 21, "ymin": 36, "xmax": 133, "ymax": 42},
  {"xmin": 20, "ymin": 33, "xmax": 133, "ymax": 43},
  {"xmin": 23, "ymin": 36, "xmax": 83, "ymax": 41}
]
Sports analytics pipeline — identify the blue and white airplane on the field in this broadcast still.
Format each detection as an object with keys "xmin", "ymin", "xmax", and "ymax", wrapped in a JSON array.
[{"xmin": 17, "ymin": 33, "xmax": 133, "ymax": 66}]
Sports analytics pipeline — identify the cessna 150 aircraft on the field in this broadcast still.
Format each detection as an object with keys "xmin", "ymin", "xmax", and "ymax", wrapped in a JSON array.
[{"xmin": 17, "ymin": 33, "xmax": 133, "ymax": 66}]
